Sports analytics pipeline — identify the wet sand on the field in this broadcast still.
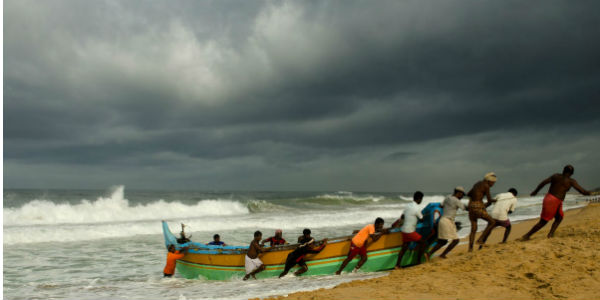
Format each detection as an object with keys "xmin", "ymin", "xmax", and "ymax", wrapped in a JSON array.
[{"xmin": 270, "ymin": 203, "xmax": 600, "ymax": 300}]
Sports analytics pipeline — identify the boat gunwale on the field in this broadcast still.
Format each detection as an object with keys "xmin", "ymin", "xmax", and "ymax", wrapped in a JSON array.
[{"xmin": 169, "ymin": 225, "xmax": 404, "ymax": 255}]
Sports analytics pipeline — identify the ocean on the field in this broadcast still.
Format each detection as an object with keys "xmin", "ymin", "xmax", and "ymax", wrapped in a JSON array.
[{"xmin": 2, "ymin": 186, "xmax": 591, "ymax": 300}]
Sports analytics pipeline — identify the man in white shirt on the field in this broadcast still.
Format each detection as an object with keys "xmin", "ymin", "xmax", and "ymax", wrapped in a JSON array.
[
  {"xmin": 478, "ymin": 188, "xmax": 518, "ymax": 249},
  {"xmin": 392, "ymin": 191, "xmax": 425, "ymax": 269},
  {"xmin": 429, "ymin": 186, "xmax": 467, "ymax": 258}
]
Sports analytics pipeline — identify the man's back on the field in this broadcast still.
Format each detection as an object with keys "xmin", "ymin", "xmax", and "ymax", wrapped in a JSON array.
[
  {"xmin": 352, "ymin": 224, "xmax": 375, "ymax": 247},
  {"xmin": 531, "ymin": 165, "xmax": 590, "ymax": 199},
  {"xmin": 490, "ymin": 193, "xmax": 517, "ymax": 221},
  {"xmin": 401, "ymin": 202, "xmax": 423, "ymax": 233},
  {"xmin": 468, "ymin": 181, "xmax": 488, "ymax": 206},
  {"xmin": 164, "ymin": 250, "xmax": 185, "ymax": 275},
  {"xmin": 442, "ymin": 195, "xmax": 465, "ymax": 220},
  {"xmin": 548, "ymin": 173, "xmax": 575, "ymax": 200}
]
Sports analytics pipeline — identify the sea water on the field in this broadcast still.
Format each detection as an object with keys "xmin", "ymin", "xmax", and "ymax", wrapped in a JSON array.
[{"xmin": 2, "ymin": 186, "xmax": 590, "ymax": 300}]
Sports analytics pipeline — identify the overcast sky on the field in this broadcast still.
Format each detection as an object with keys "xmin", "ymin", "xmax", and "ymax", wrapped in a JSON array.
[{"xmin": 4, "ymin": 0, "xmax": 600, "ymax": 192}]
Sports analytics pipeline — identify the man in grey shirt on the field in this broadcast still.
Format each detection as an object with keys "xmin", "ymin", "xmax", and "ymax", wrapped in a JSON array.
[{"xmin": 429, "ymin": 186, "xmax": 467, "ymax": 258}]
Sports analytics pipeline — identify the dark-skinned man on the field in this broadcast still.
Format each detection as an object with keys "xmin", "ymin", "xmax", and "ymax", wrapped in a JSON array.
[
  {"xmin": 466, "ymin": 172, "xmax": 497, "ymax": 252},
  {"xmin": 521, "ymin": 165, "xmax": 591, "ymax": 240}
]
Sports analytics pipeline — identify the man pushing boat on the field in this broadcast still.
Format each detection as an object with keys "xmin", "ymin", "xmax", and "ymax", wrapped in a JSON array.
[
  {"xmin": 336, "ymin": 217, "xmax": 389, "ymax": 275},
  {"xmin": 279, "ymin": 231, "xmax": 327, "ymax": 278},
  {"xmin": 478, "ymin": 188, "xmax": 518, "ymax": 248},
  {"xmin": 466, "ymin": 172, "xmax": 498, "ymax": 251},
  {"xmin": 244, "ymin": 231, "xmax": 266, "ymax": 280},
  {"xmin": 163, "ymin": 244, "xmax": 188, "ymax": 277},
  {"xmin": 428, "ymin": 186, "xmax": 467, "ymax": 258},
  {"xmin": 394, "ymin": 191, "xmax": 428, "ymax": 268}
]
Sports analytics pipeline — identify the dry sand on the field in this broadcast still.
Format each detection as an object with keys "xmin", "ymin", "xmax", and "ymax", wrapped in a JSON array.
[{"xmin": 270, "ymin": 203, "xmax": 600, "ymax": 300}]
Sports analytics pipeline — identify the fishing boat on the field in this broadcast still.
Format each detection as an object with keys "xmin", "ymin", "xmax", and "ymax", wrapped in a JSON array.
[{"xmin": 162, "ymin": 203, "xmax": 443, "ymax": 280}]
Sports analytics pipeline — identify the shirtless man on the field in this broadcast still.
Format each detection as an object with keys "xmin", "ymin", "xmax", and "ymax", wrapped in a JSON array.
[
  {"xmin": 466, "ymin": 172, "xmax": 497, "ymax": 251},
  {"xmin": 521, "ymin": 165, "xmax": 591, "ymax": 240},
  {"xmin": 243, "ymin": 231, "xmax": 266, "ymax": 280}
]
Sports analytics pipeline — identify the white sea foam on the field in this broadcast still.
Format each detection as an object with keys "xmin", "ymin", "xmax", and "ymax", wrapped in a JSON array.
[
  {"xmin": 315, "ymin": 191, "xmax": 384, "ymax": 202},
  {"xmin": 3, "ymin": 203, "xmax": 407, "ymax": 245},
  {"xmin": 3, "ymin": 187, "xmax": 587, "ymax": 245},
  {"xmin": 399, "ymin": 195, "xmax": 446, "ymax": 204},
  {"xmin": 3, "ymin": 186, "xmax": 249, "ymax": 227}
]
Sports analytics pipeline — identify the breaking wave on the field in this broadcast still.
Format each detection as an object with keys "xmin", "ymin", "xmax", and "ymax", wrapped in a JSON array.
[{"xmin": 3, "ymin": 186, "xmax": 250, "ymax": 226}]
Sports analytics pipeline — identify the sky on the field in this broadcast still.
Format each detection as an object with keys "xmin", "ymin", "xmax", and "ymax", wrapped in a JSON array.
[{"xmin": 3, "ymin": 0, "xmax": 600, "ymax": 192}]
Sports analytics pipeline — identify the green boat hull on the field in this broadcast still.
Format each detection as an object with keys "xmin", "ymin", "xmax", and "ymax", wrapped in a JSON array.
[{"xmin": 176, "ymin": 247, "xmax": 403, "ymax": 280}]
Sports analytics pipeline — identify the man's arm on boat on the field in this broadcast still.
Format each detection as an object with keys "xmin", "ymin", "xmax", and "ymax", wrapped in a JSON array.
[
  {"xmin": 307, "ymin": 239, "xmax": 328, "ymax": 253},
  {"xmin": 172, "ymin": 247, "xmax": 189, "ymax": 259},
  {"xmin": 370, "ymin": 226, "xmax": 391, "ymax": 242},
  {"xmin": 260, "ymin": 237, "xmax": 270, "ymax": 246},
  {"xmin": 392, "ymin": 215, "xmax": 405, "ymax": 228}
]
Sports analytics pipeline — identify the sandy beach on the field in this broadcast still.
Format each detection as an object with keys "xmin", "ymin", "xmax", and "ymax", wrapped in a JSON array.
[{"xmin": 271, "ymin": 203, "xmax": 600, "ymax": 300}]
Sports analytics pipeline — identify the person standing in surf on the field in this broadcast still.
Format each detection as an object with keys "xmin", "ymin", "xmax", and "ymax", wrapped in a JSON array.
[
  {"xmin": 428, "ymin": 186, "xmax": 467, "ymax": 258},
  {"xmin": 466, "ymin": 172, "xmax": 498, "ymax": 251},
  {"xmin": 244, "ymin": 231, "xmax": 266, "ymax": 280},
  {"xmin": 336, "ymin": 217, "xmax": 388, "ymax": 275},
  {"xmin": 163, "ymin": 244, "xmax": 189, "ymax": 277},
  {"xmin": 521, "ymin": 165, "xmax": 591, "ymax": 240}
]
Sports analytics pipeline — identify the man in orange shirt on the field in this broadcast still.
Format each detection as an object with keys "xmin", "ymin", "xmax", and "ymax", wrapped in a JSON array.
[
  {"xmin": 163, "ymin": 244, "xmax": 189, "ymax": 277},
  {"xmin": 335, "ymin": 217, "xmax": 388, "ymax": 275}
]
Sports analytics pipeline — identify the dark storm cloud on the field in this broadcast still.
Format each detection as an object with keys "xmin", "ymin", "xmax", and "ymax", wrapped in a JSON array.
[
  {"xmin": 384, "ymin": 152, "xmax": 417, "ymax": 162},
  {"xmin": 4, "ymin": 0, "xmax": 600, "ymax": 189}
]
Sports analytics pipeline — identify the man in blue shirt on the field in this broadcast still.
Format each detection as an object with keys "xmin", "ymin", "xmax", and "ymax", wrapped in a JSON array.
[{"xmin": 207, "ymin": 234, "xmax": 227, "ymax": 246}]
